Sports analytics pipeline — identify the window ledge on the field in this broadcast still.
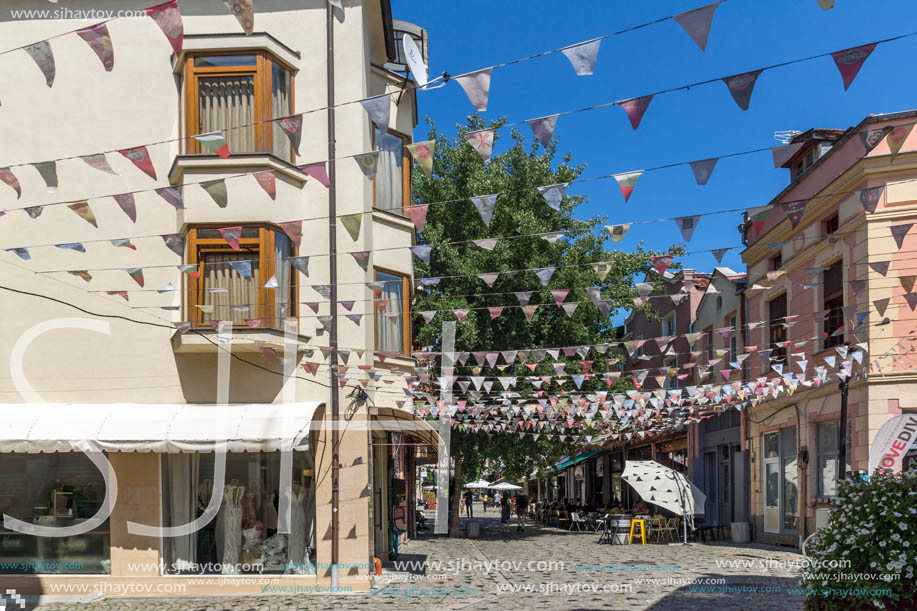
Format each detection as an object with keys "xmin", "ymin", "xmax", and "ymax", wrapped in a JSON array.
[
  {"xmin": 169, "ymin": 154, "xmax": 309, "ymax": 188},
  {"xmin": 374, "ymin": 354, "xmax": 415, "ymax": 371},
  {"xmin": 171, "ymin": 327, "xmax": 313, "ymax": 354},
  {"xmin": 171, "ymin": 32, "xmax": 300, "ymax": 73},
  {"xmin": 372, "ymin": 209, "xmax": 416, "ymax": 233}
]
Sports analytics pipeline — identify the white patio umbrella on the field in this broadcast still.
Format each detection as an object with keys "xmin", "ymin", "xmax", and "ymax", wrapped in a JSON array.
[
  {"xmin": 622, "ymin": 460, "xmax": 706, "ymax": 545},
  {"xmin": 464, "ymin": 479, "xmax": 492, "ymax": 489},
  {"xmin": 491, "ymin": 482, "xmax": 522, "ymax": 490}
]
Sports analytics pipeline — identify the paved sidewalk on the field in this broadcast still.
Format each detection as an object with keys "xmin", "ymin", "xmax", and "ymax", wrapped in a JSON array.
[{"xmin": 28, "ymin": 504, "xmax": 806, "ymax": 610}]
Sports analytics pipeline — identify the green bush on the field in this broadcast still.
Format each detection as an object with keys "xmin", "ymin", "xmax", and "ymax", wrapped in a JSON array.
[{"xmin": 802, "ymin": 470, "xmax": 917, "ymax": 610}]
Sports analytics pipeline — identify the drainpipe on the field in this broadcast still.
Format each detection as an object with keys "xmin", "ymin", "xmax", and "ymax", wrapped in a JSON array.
[{"xmin": 326, "ymin": 0, "xmax": 340, "ymax": 588}]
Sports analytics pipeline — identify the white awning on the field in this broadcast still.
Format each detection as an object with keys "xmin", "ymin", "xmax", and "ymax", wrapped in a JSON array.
[{"xmin": 0, "ymin": 403, "xmax": 323, "ymax": 453}]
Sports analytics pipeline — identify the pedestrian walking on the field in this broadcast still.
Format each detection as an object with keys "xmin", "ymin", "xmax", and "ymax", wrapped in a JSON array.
[
  {"xmin": 463, "ymin": 489, "xmax": 474, "ymax": 518},
  {"xmin": 500, "ymin": 494, "xmax": 511, "ymax": 533},
  {"xmin": 516, "ymin": 493, "xmax": 528, "ymax": 532},
  {"xmin": 482, "ymin": 493, "xmax": 488, "ymax": 513}
]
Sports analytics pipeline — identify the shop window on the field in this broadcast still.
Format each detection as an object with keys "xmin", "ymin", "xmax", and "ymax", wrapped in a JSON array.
[
  {"xmin": 374, "ymin": 269, "xmax": 411, "ymax": 355},
  {"xmin": 823, "ymin": 261, "xmax": 844, "ymax": 349},
  {"xmin": 0, "ymin": 453, "xmax": 110, "ymax": 574},
  {"xmin": 160, "ymin": 451, "xmax": 315, "ymax": 575},
  {"xmin": 768, "ymin": 293, "xmax": 787, "ymax": 365},
  {"xmin": 186, "ymin": 225, "xmax": 296, "ymax": 328},
  {"xmin": 373, "ymin": 128, "xmax": 411, "ymax": 213},
  {"xmin": 183, "ymin": 52, "xmax": 294, "ymax": 161},
  {"xmin": 762, "ymin": 428, "xmax": 797, "ymax": 534},
  {"xmin": 817, "ymin": 421, "xmax": 839, "ymax": 497}
]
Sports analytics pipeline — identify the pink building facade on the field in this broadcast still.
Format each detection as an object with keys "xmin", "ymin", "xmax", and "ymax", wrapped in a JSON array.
[{"xmin": 741, "ymin": 110, "xmax": 917, "ymax": 545}]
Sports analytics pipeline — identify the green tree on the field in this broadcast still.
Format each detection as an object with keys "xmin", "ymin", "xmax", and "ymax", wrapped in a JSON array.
[{"xmin": 411, "ymin": 116, "xmax": 678, "ymax": 535}]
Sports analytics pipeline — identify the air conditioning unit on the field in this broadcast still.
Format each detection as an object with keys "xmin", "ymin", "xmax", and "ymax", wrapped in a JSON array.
[{"xmin": 815, "ymin": 507, "xmax": 833, "ymax": 530}]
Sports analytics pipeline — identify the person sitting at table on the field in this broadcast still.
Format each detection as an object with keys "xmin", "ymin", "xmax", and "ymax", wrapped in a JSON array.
[{"xmin": 634, "ymin": 501, "xmax": 650, "ymax": 515}]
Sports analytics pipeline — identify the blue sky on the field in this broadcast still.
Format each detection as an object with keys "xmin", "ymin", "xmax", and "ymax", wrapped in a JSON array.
[{"xmin": 391, "ymin": 0, "xmax": 917, "ymax": 282}]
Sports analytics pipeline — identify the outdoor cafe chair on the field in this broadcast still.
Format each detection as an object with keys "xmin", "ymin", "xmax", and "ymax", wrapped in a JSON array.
[{"xmin": 569, "ymin": 512, "xmax": 587, "ymax": 532}]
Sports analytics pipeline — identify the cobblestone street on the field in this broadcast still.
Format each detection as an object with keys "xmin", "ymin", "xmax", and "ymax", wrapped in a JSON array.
[{"xmin": 29, "ymin": 504, "xmax": 807, "ymax": 610}]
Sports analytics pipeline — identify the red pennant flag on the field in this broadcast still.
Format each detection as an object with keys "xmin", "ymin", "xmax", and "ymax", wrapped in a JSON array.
[
  {"xmin": 617, "ymin": 95, "xmax": 653, "ymax": 130},
  {"xmin": 254, "ymin": 170, "xmax": 276, "ymax": 200},
  {"xmin": 76, "ymin": 23, "xmax": 115, "ymax": 72},
  {"xmin": 119, "ymin": 147, "xmax": 157, "ymax": 180},
  {"xmin": 107, "ymin": 290, "xmax": 129, "ymax": 301},
  {"xmin": 299, "ymin": 162, "xmax": 330, "ymax": 188},
  {"xmin": 831, "ymin": 44, "xmax": 875, "ymax": 91},
  {"xmin": 218, "ymin": 226, "xmax": 243, "ymax": 251},
  {"xmin": 146, "ymin": 0, "xmax": 183, "ymax": 55},
  {"xmin": 651, "ymin": 254, "xmax": 674, "ymax": 276},
  {"xmin": 301, "ymin": 362, "xmax": 320, "ymax": 375},
  {"xmin": 278, "ymin": 221, "xmax": 302, "ymax": 248},
  {"xmin": 404, "ymin": 204, "xmax": 429, "ymax": 232}
]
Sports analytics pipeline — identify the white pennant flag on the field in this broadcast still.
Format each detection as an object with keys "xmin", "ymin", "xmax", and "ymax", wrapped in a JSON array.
[
  {"xmin": 455, "ymin": 68, "xmax": 492, "ymax": 112},
  {"xmin": 560, "ymin": 39, "xmax": 601, "ymax": 75},
  {"xmin": 359, "ymin": 94, "xmax": 391, "ymax": 131},
  {"xmin": 537, "ymin": 183, "xmax": 568, "ymax": 211},
  {"xmin": 471, "ymin": 194, "xmax": 498, "ymax": 226},
  {"xmin": 673, "ymin": 2, "xmax": 720, "ymax": 52},
  {"xmin": 675, "ymin": 215, "xmax": 701, "ymax": 242}
]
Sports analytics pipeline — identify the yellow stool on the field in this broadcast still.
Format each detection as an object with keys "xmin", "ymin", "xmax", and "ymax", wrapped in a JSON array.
[{"xmin": 628, "ymin": 519, "xmax": 646, "ymax": 545}]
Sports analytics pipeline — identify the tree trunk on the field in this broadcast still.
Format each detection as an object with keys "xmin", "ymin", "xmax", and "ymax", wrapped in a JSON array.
[{"xmin": 449, "ymin": 450, "xmax": 463, "ymax": 537}]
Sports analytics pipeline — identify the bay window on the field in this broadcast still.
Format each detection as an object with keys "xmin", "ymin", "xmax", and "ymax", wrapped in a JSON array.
[
  {"xmin": 373, "ymin": 128, "xmax": 411, "ymax": 213},
  {"xmin": 184, "ymin": 52, "xmax": 294, "ymax": 161},
  {"xmin": 374, "ymin": 269, "xmax": 411, "ymax": 354}
]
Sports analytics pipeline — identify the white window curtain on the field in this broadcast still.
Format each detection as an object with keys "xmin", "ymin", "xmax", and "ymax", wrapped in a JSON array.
[
  {"xmin": 375, "ymin": 128, "xmax": 403, "ymax": 211},
  {"xmin": 198, "ymin": 76, "xmax": 256, "ymax": 153},
  {"xmin": 273, "ymin": 232, "xmax": 293, "ymax": 322},
  {"xmin": 271, "ymin": 63, "xmax": 292, "ymax": 161},
  {"xmin": 162, "ymin": 454, "xmax": 199, "ymax": 571},
  {"xmin": 375, "ymin": 272, "xmax": 403, "ymax": 352},
  {"xmin": 203, "ymin": 253, "xmax": 260, "ymax": 324}
]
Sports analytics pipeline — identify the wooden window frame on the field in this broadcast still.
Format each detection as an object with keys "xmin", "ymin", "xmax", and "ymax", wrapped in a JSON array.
[
  {"xmin": 185, "ymin": 224, "xmax": 297, "ymax": 330},
  {"xmin": 373, "ymin": 267, "xmax": 412, "ymax": 355},
  {"xmin": 823, "ymin": 260, "xmax": 844, "ymax": 349},
  {"xmin": 824, "ymin": 214, "xmax": 839, "ymax": 236},
  {"xmin": 182, "ymin": 51, "xmax": 296, "ymax": 160},
  {"xmin": 704, "ymin": 326, "xmax": 714, "ymax": 364},
  {"xmin": 371, "ymin": 128, "xmax": 412, "ymax": 213},
  {"xmin": 768, "ymin": 292, "xmax": 788, "ymax": 365}
]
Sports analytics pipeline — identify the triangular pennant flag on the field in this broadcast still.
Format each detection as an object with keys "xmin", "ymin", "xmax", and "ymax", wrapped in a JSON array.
[
  {"xmin": 125, "ymin": 267, "xmax": 145, "ymax": 287},
  {"xmin": 537, "ymin": 183, "xmax": 568, "ymax": 211},
  {"xmin": 218, "ymin": 226, "xmax": 243, "ymax": 251},
  {"xmin": 177, "ymin": 264, "xmax": 199, "ymax": 278},
  {"xmin": 591, "ymin": 262, "xmax": 611, "ymax": 282},
  {"xmin": 782, "ymin": 200, "xmax": 807, "ymax": 229},
  {"xmin": 674, "ymin": 2, "xmax": 719, "ymax": 52},
  {"xmin": 113, "ymin": 193, "xmax": 137, "ymax": 223},
  {"xmin": 250, "ymin": 169, "xmax": 276, "ymax": 200},
  {"xmin": 317, "ymin": 316, "xmax": 333, "ymax": 332},
  {"xmin": 228, "ymin": 260, "xmax": 252, "ymax": 279},
  {"xmin": 540, "ymin": 232, "xmax": 564, "ymax": 244},
  {"xmin": 111, "ymin": 238, "xmax": 136, "ymax": 250},
  {"xmin": 354, "ymin": 152, "xmax": 380, "ymax": 180},
  {"xmin": 712, "ymin": 248, "xmax": 730, "ymax": 264},
  {"xmin": 407, "ymin": 141, "xmax": 435, "ymax": 178},
  {"xmin": 453, "ymin": 309, "xmax": 470, "ymax": 323},
  {"xmin": 869, "ymin": 261, "xmax": 890, "ymax": 277},
  {"xmin": 887, "ymin": 123, "xmax": 915, "ymax": 164},
  {"xmin": 290, "ymin": 256, "xmax": 309, "ymax": 275},
  {"xmin": 76, "ymin": 23, "xmax": 114, "ymax": 72},
  {"xmin": 6, "ymin": 248, "xmax": 30, "ymax": 260},
  {"xmin": 455, "ymin": 68, "xmax": 491, "ymax": 111},
  {"xmin": 346, "ymin": 314, "xmax": 362, "ymax": 325},
  {"xmin": 67, "ymin": 201, "xmax": 98, "ymax": 228},
  {"xmin": 748, "ymin": 205, "xmax": 771, "ymax": 235},
  {"xmin": 192, "ymin": 132, "xmax": 231, "ymax": 158},
  {"xmin": 360, "ymin": 94, "xmax": 391, "ymax": 131},
  {"xmin": 351, "ymin": 251, "xmax": 370, "ymax": 271},
  {"xmin": 562, "ymin": 302, "xmax": 579, "ymax": 318},
  {"xmin": 146, "ymin": 0, "xmax": 183, "ymax": 55},
  {"xmin": 464, "ymin": 129, "xmax": 495, "ymax": 162},
  {"xmin": 56, "ymin": 242, "xmax": 85, "ymax": 253},
  {"xmin": 68, "ymin": 270, "xmax": 92, "ymax": 282},
  {"xmin": 831, "ymin": 44, "xmax": 876, "ymax": 91},
  {"xmin": 25, "ymin": 41, "xmax": 55, "ymax": 88},
  {"xmin": 277, "ymin": 115, "xmax": 303, "ymax": 155},
  {"xmin": 722, "ymin": 70, "xmax": 762, "ymax": 111},
  {"xmin": 299, "ymin": 162, "xmax": 330, "ymax": 187},
  {"xmin": 675, "ymin": 216, "xmax": 700, "ymax": 241},
  {"xmin": 901, "ymin": 275, "xmax": 917, "ymax": 294},
  {"xmin": 606, "ymin": 223, "xmax": 631, "ymax": 242},
  {"xmin": 162, "ymin": 233, "xmax": 185, "ymax": 256},
  {"xmin": 817, "ymin": 0, "xmax": 835, "ymax": 8},
  {"xmin": 534, "ymin": 267, "xmax": 556, "ymax": 286},
  {"xmin": 404, "ymin": 205, "xmax": 428, "ymax": 232},
  {"xmin": 278, "ymin": 221, "xmax": 302, "ymax": 248},
  {"xmin": 613, "ymin": 171, "xmax": 642, "ymax": 202},
  {"xmin": 488, "ymin": 306, "xmax": 504, "ymax": 320},
  {"xmin": 861, "ymin": 127, "xmax": 894, "ymax": 154},
  {"xmin": 905, "ymin": 294, "xmax": 917, "ymax": 312},
  {"xmin": 891, "ymin": 224, "xmax": 913, "ymax": 250},
  {"xmin": 527, "ymin": 115, "xmax": 559, "ymax": 148},
  {"xmin": 202, "ymin": 179, "xmax": 228, "ymax": 208},
  {"xmin": 420, "ymin": 310, "xmax": 436, "ymax": 323},
  {"xmin": 341, "ymin": 214, "xmax": 362, "ymax": 241},
  {"xmin": 874, "ymin": 297, "xmax": 890, "ymax": 317},
  {"xmin": 263, "ymin": 275, "xmax": 279, "ymax": 289},
  {"xmin": 107, "ymin": 291, "xmax": 129, "ymax": 302},
  {"xmin": 477, "ymin": 273, "xmax": 500, "ymax": 287},
  {"xmin": 411, "ymin": 245, "xmax": 432, "ymax": 264},
  {"xmin": 515, "ymin": 291, "xmax": 533, "ymax": 306},
  {"xmin": 0, "ymin": 168, "xmax": 22, "ymax": 199},
  {"xmin": 24, "ymin": 206, "xmax": 42, "ymax": 219},
  {"xmin": 522, "ymin": 305, "xmax": 538, "ymax": 321},
  {"xmin": 119, "ymin": 147, "xmax": 157, "ymax": 180},
  {"xmin": 223, "ymin": 0, "xmax": 254, "ymax": 35},
  {"xmin": 689, "ymin": 158, "xmax": 718, "ymax": 185},
  {"xmin": 859, "ymin": 186, "xmax": 883, "ymax": 214},
  {"xmin": 617, "ymin": 95, "xmax": 653, "ymax": 130},
  {"xmin": 473, "ymin": 238, "xmax": 499, "ymax": 250},
  {"xmin": 551, "ymin": 289, "xmax": 569, "ymax": 306},
  {"xmin": 651, "ymin": 254, "xmax": 674, "ymax": 276},
  {"xmin": 561, "ymin": 39, "xmax": 601, "ymax": 75},
  {"xmin": 470, "ymin": 194, "xmax": 498, "ymax": 226},
  {"xmin": 33, "ymin": 161, "xmax": 58, "ymax": 192},
  {"xmin": 772, "ymin": 142, "xmax": 805, "ymax": 168}
]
